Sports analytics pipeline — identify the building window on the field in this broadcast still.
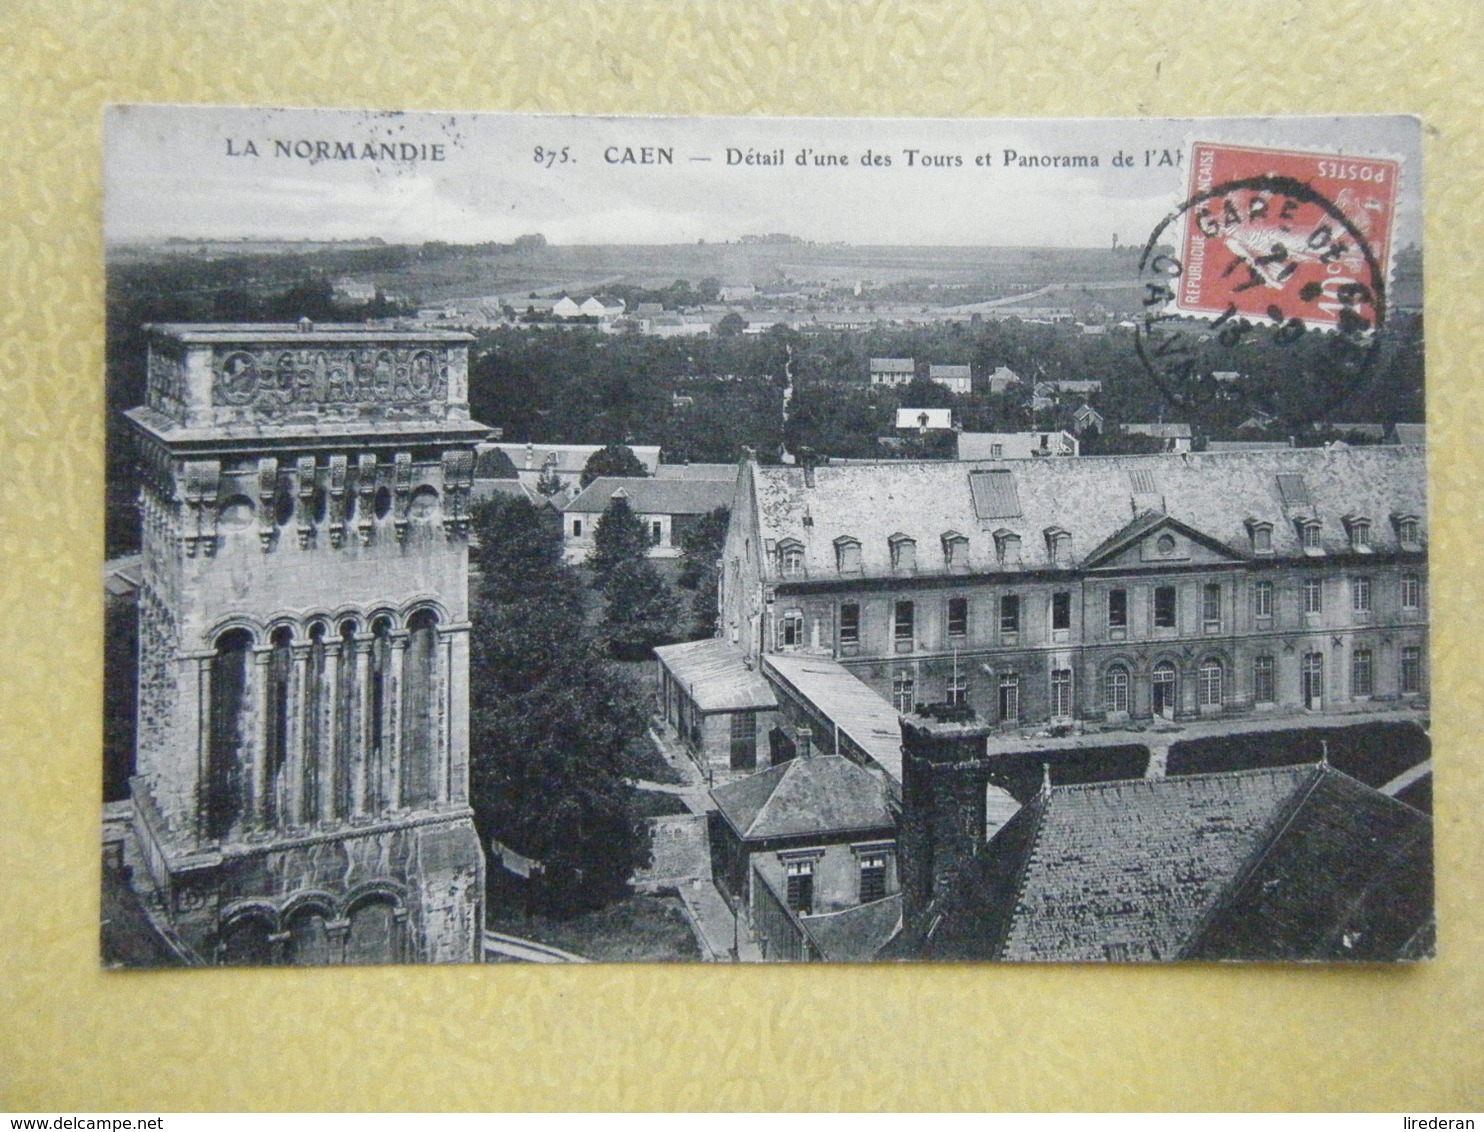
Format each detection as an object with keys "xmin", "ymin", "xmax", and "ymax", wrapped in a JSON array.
[
  {"xmin": 1156, "ymin": 533, "xmax": 1177, "ymax": 556},
  {"xmin": 1202, "ymin": 583, "xmax": 1222, "ymax": 633},
  {"xmin": 1152, "ymin": 661, "xmax": 1177, "ymax": 718},
  {"xmin": 730, "ymin": 712, "xmax": 757, "ymax": 770},
  {"xmin": 894, "ymin": 601, "xmax": 915, "ymax": 648},
  {"xmin": 892, "ymin": 672, "xmax": 915, "ymax": 713},
  {"xmin": 651, "ymin": 520, "xmax": 663, "ymax": 546},
  {"xmin": 1351, "ymin": 648, "xmax": 1374, "ymax": 698},
  {"xmin": 991, "ymin": 442, "xmax": 1003, "ymax": 458},
  {"xmin": 1250, "ymin": 523, "xmax": 1273, "ymax": 554},
  {"xmin": 1352, "ymin": 576, "xmax": 1372, "ymax": 614},
  {"xmin": 401, "ymin": 609, "xmax": 440, "ymax": 810},
  {"xmin": 1153, "ymin": 586, "xmax": 1177, "ymax": 629},
  {"xmin": 999, "ymin": 594, "xmax": 1020, "ymax": 637},
  {"xmin": 998, "ymin": 672, "xmax": 1020, "ymax": 722},
  {"xmin": 839, "ymin": 602, "xmax": 860, "ymax": 647},
  {"xmin": 779, "ymin": 541, "xmax": 804, "ymax": 576},
  {"xmin": 1401, "ymin": 646, "xmax": 1422, "ymax": 694},
  {"xmin": 1303, "ymin": 577, "xmax": 1323, "ymax": 614},
  {"xmin": 942, "ymin": 533, "xmax": 969, "ymax": 570},
  {"xmin": 1051, "ymin": 592, "xmax": 1071, "ymax": 636},
  {"xmin": 1253, "ymin": 580, "xmax": 1274, "ymax": 621},
  {"xmin": 947, "ymin": 671, "xmax": 969, "ymax": 707},
  {"xmin": 835, "ymin": 538, "xmax": 862, "ymax": 574},
  {"xmin": 947, "ymin": 597, "xmax": 968, "ymax": 639},
  {"xmin": 1401, "ymin": 573, "xmax": 1421, "ymax": 611},
  {"xmin": 1397, "ymin": 517, "xmax": 1420, "ymax": 547},
  {"xmin": 572, "ymin": 519, "xmax": 582, "ymax": 538},
  {"xmin": 1198, "ymin": 659, "xmax": 1224, "ymax": 707},
  {"xmin": 889, "ymin": 534, "xmax": 917, "ymax": 573},
  {"xmin": 1254, "ymin": 655, "xmax": 1276, "ymax": 704},
  {"xmin": 858, "ymin": 854, "xmax": 888, "ymax": 904},
  {"xmin": 1301, "ymin": 521, "xmax": 1323, "ymax": 551},
  {"xmin": 1349, "ymin": 518, "xmax": 1371, "ymax": 549},
  {"xmin": 1103, "ymin": 664, "xmax": 1129, "ymax": 714},
  {"xmin": 779, "ymin": 611, "xmax": 804, "ymax": 649},
  {"xmin": 1051, "ymin": 668, "xmax": 1072, "ymax": 717},
  {"xmin": 1108, "ymin": 588, "xmax": 1128, "ymax": 631},
  {"xmin": 1302, "ymin": 651, "xmax": 1326, "ymax": 707},
  {"xmin": 784, "ymin": 859, "xmax": 815, "ymax": 915}
]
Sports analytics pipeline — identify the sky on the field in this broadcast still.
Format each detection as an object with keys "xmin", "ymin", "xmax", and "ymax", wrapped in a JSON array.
[{"xmin": 105, "ymin": 106, "xmax": 1422, "ymax": 249}]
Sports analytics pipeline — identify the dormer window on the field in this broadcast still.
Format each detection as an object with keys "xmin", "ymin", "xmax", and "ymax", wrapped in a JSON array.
[
  {"xmin": 834, "ymin": 536, "xmax": 862, "ymax": 575},
  {"xmin": 1344, "ymin": 515, "xmax": 1372, "ymax": 553},
  {"xmin": 1393, "ymin": 514, "xmax": 1421, "ymax": 548},
  {"xmin": 1245, "ymin": 519, "xmax": 1274, "ymax": 555},
  {"xmin": 778, "ymin": 538, "xmax": 805, "ymax": 577},
  {"xmin": 888, "ymin": 533, "xmax": 917, "ymax": 573},
  {"xmin": 1297, "ymin": 519, "xmax": 1323, "ymax": 554},
  {"xmin": 1044, "ymin": 527, "xmax": 1071, "ymax": 567},
  {"xmin": 993, "ymin": 529, "xmax": 1021, "ymax": 566},
  {"xmin": 941, "ymin": 530, "xmax": 969, "ymax": 571}
]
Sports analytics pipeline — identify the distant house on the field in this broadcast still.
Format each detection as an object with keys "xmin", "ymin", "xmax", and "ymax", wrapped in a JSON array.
[
  {"xmin": 561, "ymin": 476, "xmax": 735, "ymax": 560},
  {"xmin": 653, "ymin": 638, "xmax": 777, "ymax": 778},
  {"xmin": 1211, "ymin": 370, "xmax": 1242, "ymax": 384},
  {"xmin": 552, "ymin": 295, "xmax": 582, "ymax": 319},
  {"xmin": 869, "ymin": 357, "xmax": 916, "ymax": 387},
  {"xmin": 710, "ymin": 754, "xmax": 901, "ymax": 962},
  {"xmin": 1388, "ymin": 423, "xmax": 1425, "ymax": 446},
  {"xmin": 956, "ymin": 430, "xmax": 1079, "ymax": 459},
  {"xmin": 483, "ymin": 441, "xmax": 662, "ymax": 502},
  {"xmin": 635, "ymin": 301, "xmax": 666, "ymax": 318},
  {"xmin": 1072, "ymin": 404, "xmax": 1105, "ymax": 435},
  {"xmin": 1124, "ymin": 422, "xmax": 1193, "ymax": 452},
  {"xmin": 579, "ymin": 296, "xmax": 626, "ymax": 319},
  {"xmin": 984, "ymin": 365, "xmax": 1022, "ymax": 395},
  {"xmin": 719, "ymin": 284, "xmax": 757, "ymax": 302},
  {"xmin": 911, "ymin": 762, "xmax": 1432, "ymax": 963},
  {"xmin": 332, "ymin": 278, "xmax": 377, "ymax": 303},
  {"xmin": 1033, "ymin": 379, "xmax": 1102, "ymax": 412},
  {"xmin": 1239, "ymin": 409, "xmax": 1280, "ymax": 432},
  {"xmin": 927, "ymin": 364, "xmax": 972, "ymax": 395},
  {"xmin": 895, "ymin": 407, "xmax": 954, "ymax": 432}
]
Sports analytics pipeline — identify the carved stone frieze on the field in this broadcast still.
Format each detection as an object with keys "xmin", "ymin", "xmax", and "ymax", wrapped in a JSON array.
[
  {"xmin": 257, "ymin": 457, "xmax": 279, "ymax": 552},
  {"xmin": 327, "ymin": 454, "xmax": 348, "ymax": 549},
  {"xmin": 355, "ymin": 454, "xmax": 377, "ymax": 546},
  {"xmin": 210, "ymin": 345, "xmax": 449, "ymax": 420},
  {"xmin": 179, "ymin": 458, "xmax": 221, "ymax": 558},
  {"xmin": 296, "ymin": 455, "xmax": 317, "ymax": 550}
]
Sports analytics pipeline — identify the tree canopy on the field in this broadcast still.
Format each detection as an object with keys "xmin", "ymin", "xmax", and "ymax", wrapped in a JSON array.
[
  {"xmin": 588, "ymin": 495, "xmax": 650, "ymax": 588},
  {"xmin": 581, "ymin": 443, "xmax": 649, "ymax": 487}
]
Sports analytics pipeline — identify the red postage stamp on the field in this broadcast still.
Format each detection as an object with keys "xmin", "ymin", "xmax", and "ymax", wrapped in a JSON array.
[{"xmin": 1174, "ymin": 141, "xmax": 1399, "ymax": 332}]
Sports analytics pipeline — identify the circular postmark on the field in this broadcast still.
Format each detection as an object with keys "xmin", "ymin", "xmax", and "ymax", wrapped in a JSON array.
[{"xmin": 1135, "ymin": 171, "xmax": 1389, "ymax": 426}]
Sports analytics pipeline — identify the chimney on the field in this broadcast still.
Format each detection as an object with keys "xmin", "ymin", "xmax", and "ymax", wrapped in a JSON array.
[
  {"xmin": 525, "ymin": 442, "xmax": 535, "ymax": 470},
  {"xmin": 797, "ymin": 446, "xmax": 817, "ymax": 488}
]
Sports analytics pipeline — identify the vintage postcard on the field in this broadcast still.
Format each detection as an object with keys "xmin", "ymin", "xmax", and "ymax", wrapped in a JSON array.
[{"xmin": 102, "ymin": 107, "xmax": 1428, "ymax": 967}]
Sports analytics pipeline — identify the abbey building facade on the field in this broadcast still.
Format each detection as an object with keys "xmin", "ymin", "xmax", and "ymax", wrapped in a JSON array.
[
  {"xmin": 720, "ymin": 447, "xmax": 1427, "ymax": 729},
  {"xmin": 125, "ymin": 322, "xmax": 487, "ymax": 965}
]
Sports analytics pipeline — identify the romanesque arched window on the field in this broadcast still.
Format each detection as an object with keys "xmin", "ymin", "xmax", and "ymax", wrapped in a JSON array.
[
  {"xmin": 345, "ymin": 895, "xmax": 401, "ymax": 965},
  {"xmin": 333, "ymin": 620, "xmax": 358, "ymax": 819},
  {"xmin": 368, "ymin": 617, "xmax": 393, "ymax": 814},
  {"xmin": 401, "ymin": 609, "xmax": 439, "ymax": 809},
  {"xmin": 285, "ymin": 901, "xmax": 333, "ymax": 967},
  {"xmin": 218, "ymin": 910, "xmax": 275, "ymax": 967},
  {"xmin": 206, "ymin": 628, "xmax": 253, "ymax": 841},
  {"xmin": 264, "ymin": 626, "xmax": 294, "ymax": 827},
  {"xmin": 302, "ymin": 622, "xmax": 328, "ymax": 823}
]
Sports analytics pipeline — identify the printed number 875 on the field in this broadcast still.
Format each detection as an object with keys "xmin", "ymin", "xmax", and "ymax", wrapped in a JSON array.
[{"xmin": 534, "ymin": 147, "xmax": 571, "ymax": 168}]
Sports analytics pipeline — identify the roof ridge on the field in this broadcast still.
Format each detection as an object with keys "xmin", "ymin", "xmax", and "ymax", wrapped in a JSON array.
[
  {"xmin": 1050, "ymin": 762, "xmax": 1316, "ymax": 794},
  {"xmin": 996, "ymin": 794, "xmax": 1052, "ymax": 960}
]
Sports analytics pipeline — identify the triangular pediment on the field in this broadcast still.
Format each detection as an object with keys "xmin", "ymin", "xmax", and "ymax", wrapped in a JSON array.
[{"xmin": 1083, "ymin": 512, "xmax": 1246, "ymax": 570}]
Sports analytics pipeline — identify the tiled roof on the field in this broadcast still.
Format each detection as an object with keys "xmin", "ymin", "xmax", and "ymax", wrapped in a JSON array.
[
  {"xmin": 652, "ymin": 638, "xmax": 777, "ymax": 713},
  {"xmin": 870, "ymin": 357, "xmax": 916, "ymax": 373},
  {"xmin": 563, "ymin": 476, "xmax": 735, "ymax": 516},
  {"xmin": 747, "ymin": 446, "xmax": 1424, "ymax": 577},
  {"xmin": 763, "ymin": 654, "xmax": 904, "ymax": 784},
  {"xmin": 710, "ymin": 754, "xmax": 894, "ymax": 841},
  {"xmin": 1185, "ymin": 768, "xmax": 1432, "ymax": 961},
  {"xmin": 800, "ymin": 894, "xmax": 903, "ymax": 961},
  {"xmin": 470, "ymin": 478, "xmax": 537, "ymax": 504},
  {"xmin": 928, "ymin": 364, "xmax": 972, "ymax": 379}
]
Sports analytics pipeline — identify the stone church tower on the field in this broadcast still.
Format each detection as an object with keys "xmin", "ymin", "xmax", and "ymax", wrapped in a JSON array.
[{"xmin": 126, "ymin": 321, "xmax": 487, "ymax": 965}]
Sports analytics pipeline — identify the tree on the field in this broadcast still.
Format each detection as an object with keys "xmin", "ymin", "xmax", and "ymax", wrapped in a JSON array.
[
  {"xmin": 602, "ymin": 558, "xmax": 684, "ymax": 659},
  {"xmin": 715, "ymin": 311, "xmax": 747, "ymax": 337},
  {"xmin": 678, "ymin": 505, "xmax": 730, "ymax": 637},
  {"xmin": 466, "ymin": 497, "xmax": 650, "ymax": 916},
  {"xmin": 535, "ymin": 462, "xmax": 565, "ymax": 497},
  {"xmin": 588, "ymin": 495, "xmax": 649, "ymax": 588},
  {"xmin": 580, "ymin": 443, "xmax": 648, "ymax": 488}
]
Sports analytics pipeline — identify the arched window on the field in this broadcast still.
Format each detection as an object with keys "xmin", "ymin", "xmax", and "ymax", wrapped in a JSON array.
[
  {"xmin": 345, "ymin": 897, "xmax": 400, "ymax": 965},
  {"xmin": 206, "ymin": 629, "xmax": 253, "ymax": 841},
  {"xmin": 302, "ymin": 623, "xmax": 328, "ymax": 823},
  {"xmin": 285, "ymin": 904, "xmax": 332, "ymax": 967},
  {"xmin": 401, "ymin": 609, "xmax": 439, "ymax": 809},
  {"xmin": 368, "ymin": 618, "xmax": 392, "ymax": 814},
  {"xmin": 1104, "ymin": 664, "xmax": 1130, "ymax": 714},
  {"xmin": 264, "ymin": 626, "xmax": 294, "ymax": 827},
  {"xmin": 219, "ymin": 912, "xmax": 274, "ymax": 967},
  {"xmin": 1198, "ymin": 658, "xmax": 1224, "ymax": 707},
  {"xmin": 1152, "ymin": 661, "xmax": 1177, "ymax": 720},
  {"xmin": 333, "ymin": 620, "xmax": 357, "ymax": 819}
]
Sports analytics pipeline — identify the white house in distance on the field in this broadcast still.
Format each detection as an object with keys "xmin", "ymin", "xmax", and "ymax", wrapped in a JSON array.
[
  {"xmin": 984, "ymin": 365, "xmax": 1023, "ymax": 395},
  {"xmin": 1125, "ymin": 423, "xmax": 1194, "ymax": 453},
  {"xmin": 869, "ymin": 358, "xmax": 916, "ymax": 387},
  {"xmin": 927, "ymin": 364, "xmax": 972, "ymax": 395},
  {"xmin": 895, "ymin": 408, "xmax": 955, "ymax": 432},
  {"xmin": 561, "ymin": 476, "xmax": 736, "ymax": 562},
  {"xmin": 956, "ymin": 430, "xmax": 1080, "ymax": 459},
  {"xmin": 481, "ymin": 441, "xmax": 663, "ymax": 501}
]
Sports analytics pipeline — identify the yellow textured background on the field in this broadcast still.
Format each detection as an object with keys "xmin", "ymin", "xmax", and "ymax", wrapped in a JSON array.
[{"xmin": 2, "ymin": 0, "xmax": 1481, "ymax": 1112}]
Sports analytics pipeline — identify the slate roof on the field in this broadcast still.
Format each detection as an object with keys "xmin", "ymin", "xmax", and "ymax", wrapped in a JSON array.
[
  {"xmin": 710, "ymin": 755, "xmax": 894, "ymax": 842},
  {"xmin": 747, "ymin": 446, "xmax": 1425, "ymax": 578},
  {"xmin": 1125, "ymin": 422, "xmax": 1194, "ymax": 439},
  {"xmin": 490, "ymin": 442, "xmax": 662, "ymax": 475},
  {"xmin": 928, "ymin": 364, "xmax": 972, "ymax": 379},
  {"xmin": 762, "ymin": 653, "xmax": 905, "ymax": 785},
  {"xmin": 563, "ymin": 476, "xmax": 735, "ymax": 516},
  {"xmin": 800, "ymin": 894, "xmax": 903, "ymax": 961},
  {"xmin": 653, "ymin": 463, "xmax": 738, "ymax": 481},
  {"xmin": 652, "ymin": 638, "xmax": 777, "ymax": 713},
  {"xmin": 916, "ymin": 764, "xmax": 1432, "ymax": 962},
  {"xmin": 895, "ymin": 408, "xmax": 954, "ymax": 430},
  {"xmin": 470, "ymin": 478, "xmax": 538, "ymax": 504},
  {"xmin": 869, "ymin": 357, "xmax": 916, "ymax": 374},
  {"xmin": 1390, "ymin": 423, "xmax": 1426, "ymax": 446}
]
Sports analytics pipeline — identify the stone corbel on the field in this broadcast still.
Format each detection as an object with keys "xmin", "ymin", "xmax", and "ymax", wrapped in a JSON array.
[
  {"xmin": 296, "ymin": 455, "xmax": 316, "ymax": 549},
  {"xmin": 257, "ymin": 457, "xmax": 279, "ymax": 552},
  {"xmin": 392, "ymin": 452, "xmax": 413, "ymax": 544},
  {"xmin": 327, "ymin": 454, "xmax": 348, "ymax": 548},
  {"xmin": 355, "ymin": 454, "xmax": 377, "ymax": 546},
  {"xmin": 441, "ymin": 449, "xmax": 474, "ymax": 539},
  {"xmin": 179, "ymin": 458, "xmax": 220, "ymax": 558}
]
